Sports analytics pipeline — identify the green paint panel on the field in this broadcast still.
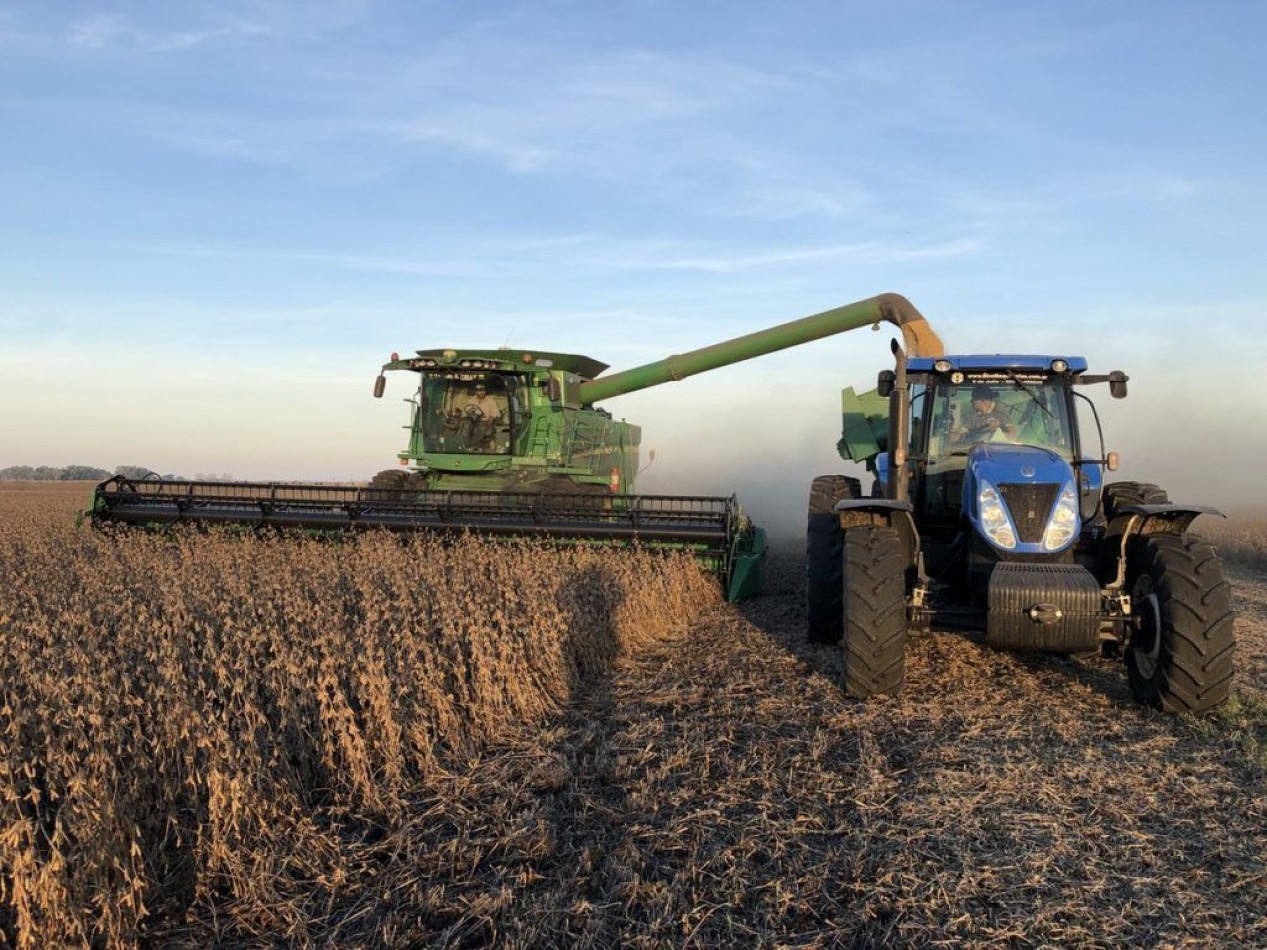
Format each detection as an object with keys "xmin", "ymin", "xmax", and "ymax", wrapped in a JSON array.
[
  {"xmin": 837, "ymin": 387, "xmax": 888, "ymax": 462},
  {"xmin": 358, "ymin": 292, "xmax": 943, "ymax": 599},
  {"xmin": 726, "ymin": 527, "xmax": 767, "ymax": 601},
  {"xmin": 578, "ymin": 297, "xmax": 891, "ymax": 404}
]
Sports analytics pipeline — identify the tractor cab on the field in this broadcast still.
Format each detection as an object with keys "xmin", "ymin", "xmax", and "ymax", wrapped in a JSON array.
[
  {"xmin": 906, "ymin": 357, "xmax": 1087, "ymax": 547},
  {"xmin": 839, "ymin": 354, "xmax": 1126, "ymax": 580},
  {"xmin": 815, "ymin": 342, "xmax": 1232, "ymax": 714}
]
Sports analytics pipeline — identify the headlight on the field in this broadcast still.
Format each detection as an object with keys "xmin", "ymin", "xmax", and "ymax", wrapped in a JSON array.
[
  {"xmin": 1042, "ymin": 483, "xmax": 1080, "ymax": 551},
  {"xmin": 978, "ymin": 480, "xmax": 1017, "ymax": 550}
]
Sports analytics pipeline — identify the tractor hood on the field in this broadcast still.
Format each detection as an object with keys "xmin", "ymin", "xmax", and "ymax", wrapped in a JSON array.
[
  {"xmin": 964, "ymin": 443, "xmax": 1080, "ymax": 554},
  {"xmin": 968, "ymin": 442, "xmax": 1071, "ymax": 486}
]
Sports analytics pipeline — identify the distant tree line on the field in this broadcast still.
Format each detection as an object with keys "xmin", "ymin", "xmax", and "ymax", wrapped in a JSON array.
[{"xmin": 0, "ymin": 465, "xmax": 172, "ymax": 481}]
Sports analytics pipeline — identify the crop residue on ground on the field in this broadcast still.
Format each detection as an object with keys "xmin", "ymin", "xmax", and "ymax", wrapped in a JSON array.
[{"xmin": 1, "ymin": 485, "xmax": 1264, "ymax": 948}]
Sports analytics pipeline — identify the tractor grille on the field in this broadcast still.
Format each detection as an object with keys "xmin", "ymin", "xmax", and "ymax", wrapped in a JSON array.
[{"xmin": 998, "ymin": 483, "xmax": 1060, "ymax": 544}]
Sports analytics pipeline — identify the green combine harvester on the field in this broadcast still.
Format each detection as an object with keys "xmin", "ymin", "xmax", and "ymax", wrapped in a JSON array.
[{"xmin": 90, "ymin": 293, "xmax": 942, "ymax": 600}]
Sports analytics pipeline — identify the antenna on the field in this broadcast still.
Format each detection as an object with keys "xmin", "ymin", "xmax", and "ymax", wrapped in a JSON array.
[{"xmin": 636, "ymin": 448, "xmax": 657, "ymax": 475}]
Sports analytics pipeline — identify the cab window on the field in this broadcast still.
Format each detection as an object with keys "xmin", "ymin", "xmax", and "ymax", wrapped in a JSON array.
[
  {"xmin": 419, "ymin": 373, "xmax": 515, "ymax": 455},
  {"xmin": 928, "ymin": 379, "xmax": 1073, "ymax": 459}
]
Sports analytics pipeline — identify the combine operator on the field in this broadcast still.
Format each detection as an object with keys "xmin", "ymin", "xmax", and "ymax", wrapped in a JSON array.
[{"xmin": 448, "ymin": 381, "xmax": 502, "ymax": 450}]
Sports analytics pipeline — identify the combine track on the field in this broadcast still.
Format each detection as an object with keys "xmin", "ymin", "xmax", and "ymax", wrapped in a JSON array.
[{"xmin": 188, "ymin": 546, "xmax": 1267, "ymax": 949}]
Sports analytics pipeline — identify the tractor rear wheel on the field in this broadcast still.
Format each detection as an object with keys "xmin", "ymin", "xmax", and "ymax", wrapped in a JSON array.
[
  {"xmin": 1103, "ymin": 481, "xmax": 1169, "ymax": 520},
  {"xmin": 842, "ymin": 525, "xmax": 908, "ymax": 698},
  {"xmin": 1125, "ymin": 533, "xmax": 1234, "ymax": 713},
  {"xmin": 806, "ymin": 475, "xmax": 860, "ymax": 643}
]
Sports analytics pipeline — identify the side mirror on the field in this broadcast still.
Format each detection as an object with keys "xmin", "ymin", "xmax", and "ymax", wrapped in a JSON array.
[
  {"xmin": 1109, "ymin": 371, "xmax": 1128, "ymax": 399},
  {"xmin": 547, "ymin": 377, "xmax": 562, "ymax": 402},
  {"xmin": 1106, "ymin": 451, "xmax": 1119, "ymax": 472},
  {"xmin": 877, "ymin": 370, "xmax": 896, "ymax": 398},
  {"xmin": 373, "ymin": 375, "xmax": 386, "ymax": 398}
]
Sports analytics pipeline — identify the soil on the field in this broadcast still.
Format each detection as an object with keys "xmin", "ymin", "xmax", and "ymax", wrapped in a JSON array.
[
  {"xmin": 14, "ymin": 485, "xmax": 1264, "ymax": 947},
  {"xmin": 272, "ymin": 545, "xmax": 1267, "ymax": 948}
]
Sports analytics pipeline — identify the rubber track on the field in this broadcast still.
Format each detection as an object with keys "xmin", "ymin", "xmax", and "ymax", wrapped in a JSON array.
[
  {"xmin": 1129, "ymin": 533, "xmax": 1235, "ymax": 713},
  {"xmin": 842, "ymin": 525, "xmax": 907, "ymax": 697}
]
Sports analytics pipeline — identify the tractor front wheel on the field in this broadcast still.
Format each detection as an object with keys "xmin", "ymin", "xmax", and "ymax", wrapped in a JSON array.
[
  {"xmin": 1125, "ymin": 534, "xmax": 1234, "ymax": 713},
  {"xmin": 1103, "ymin": 481, "xmax": 1169, "ymax": 520},
  {"xmin": 806, "ymin": 475, "xmax": 860, "ymax": 643},
  {"xmin": 842, "ymin": 525, "xmax": 908, "ymax": 698}
]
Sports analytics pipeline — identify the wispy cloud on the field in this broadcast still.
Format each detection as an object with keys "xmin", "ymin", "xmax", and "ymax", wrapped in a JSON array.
[
  {"xmin": 23, "ymin": 27, "xmax": 813, "ymax": 198},
  {"xmin": 591, "ymin": 238, "xmax": 983, "ymax": 274},
  {"xmin": 68, "ymin": 12, "xmax": 270, "ymax": 53},
  {"xmin": 62, "ymin": 2, "xmax": 372, "ymax": 53},
  {"xmin": 936, "ymin": 169, "xmax": 1207, "ymax": 232},
  {"xmin": 132, "ymin": 239, "xmax": 504, "ymax": 278},
  {"xmin": 11, "ymin": 11, "xmax": 943, "ymax": 222},
  {"xmin": 391, "ymin": 48, "xmax": 788, "ymax": 174},
  {"xmin": 123, "ymin": 232, "xmax": 981, "ymax": 279}
]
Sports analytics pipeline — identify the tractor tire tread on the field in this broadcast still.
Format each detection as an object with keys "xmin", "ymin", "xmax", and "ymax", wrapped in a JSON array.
[
  {"xmin": 806, "ymin": 475, "xmax": 860, "ymax": 644},
  {"xmin": 1103, "ymin": 481, "xmax": 1170, "ymax": 520},
  {"xmin": 842, "ymin": 526, "xmax": 907, "ymax": 697},
  {"xmin": 1126, "ymin": 533, "xmax": 1235, "ymax": 714}
]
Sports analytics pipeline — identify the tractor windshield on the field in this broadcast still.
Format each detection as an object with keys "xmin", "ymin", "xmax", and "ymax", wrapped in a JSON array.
[
  {"xmin": 417, "ymin": 372, "xmax": 518, "ymax": 455},
  {"xmin": 925, "ymin": 376, "xmax": 1074, "ymax": 460}
]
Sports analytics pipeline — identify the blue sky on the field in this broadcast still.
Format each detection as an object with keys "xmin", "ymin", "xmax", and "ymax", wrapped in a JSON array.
[{"xmin": 2, "ymin": 2, "xmax": 1264, "ymax": 525}]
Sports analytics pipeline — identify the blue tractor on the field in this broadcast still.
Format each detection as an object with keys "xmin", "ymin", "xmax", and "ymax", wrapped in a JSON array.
[{"xmin": 808, "ymin": 338, "xmax": 1235, "ymax": 714}]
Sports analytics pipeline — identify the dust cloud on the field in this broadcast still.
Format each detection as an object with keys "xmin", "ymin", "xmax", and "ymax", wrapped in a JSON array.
[{"xmin": 628, "ymin": 360, "xmax": 1266, "ymax": 543}]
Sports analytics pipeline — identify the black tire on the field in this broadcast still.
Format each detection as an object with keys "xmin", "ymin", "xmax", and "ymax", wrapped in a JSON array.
[
  {"xmin": 368, "ymin": 469, "xmax": 430, "ymax": 489},
  {"xmin": 402, "ymin": 472, "xmax": 430, "ymax": 493},
  {"xmin": 368, "ymin": 468, "xmax": 429, "ymax": 500},
  {"xmin": 842, "ymin": 526, "xmax": 908, "ymax": 698},
  {"xmin": 369, "ymin": 469, "xmax": 406, "ymax": 491},
  {"xmin": 536, "ymin": 475, "xmax": 609, "ymax": 496},
  {"xmin": 806, "ymin": 475, "xmax": 860, "ymax": 643},
  {"xmin": 1125, "ymin": 533, "xmax": 1235, "ymax": 714},
  {"xmin": 1103, "ymin": 481, "xmax": 1169, "ymax": 520}
]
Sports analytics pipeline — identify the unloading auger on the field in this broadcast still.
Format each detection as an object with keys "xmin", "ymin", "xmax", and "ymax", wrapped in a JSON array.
[{"xmin": 90, "ymin": 294, "xmax": 942, "ymax": 600}]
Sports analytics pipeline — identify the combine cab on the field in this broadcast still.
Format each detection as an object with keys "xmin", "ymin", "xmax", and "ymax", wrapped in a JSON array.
[
  {"xmin": 365, "ymin": 350, "xmax": 638, "ymax": 496},
  {"xmin": 91, "ymin": 294, "xmax": 943, "ymax": 601}
]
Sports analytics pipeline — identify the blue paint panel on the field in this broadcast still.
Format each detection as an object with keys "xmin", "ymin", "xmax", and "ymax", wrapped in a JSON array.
[
  {"xmin": 908, "ymin": 355, "xmax": 1088, "ymax": 374},
  {"xmin": 962, "ymin": 443, "xmax": 1079, "ymax": 555}
]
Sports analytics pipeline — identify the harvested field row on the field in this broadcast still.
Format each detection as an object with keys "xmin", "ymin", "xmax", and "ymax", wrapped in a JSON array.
[
  {"xmin": 3, "ymin": 487, "xmax": 1265, "ymax": 947},
  {"xmin": 159, "ymin": 544, "xmax": 1267, "ymax": 948}
]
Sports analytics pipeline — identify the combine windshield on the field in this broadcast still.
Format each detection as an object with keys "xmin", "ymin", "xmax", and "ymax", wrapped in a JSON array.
[
  {"xmin": 925, "ymin": 375, "xmax": 1074, "ymax": 460},
  {"xmin": 417, "ymin": 372, "xmax": 519, "ymax": 455}
]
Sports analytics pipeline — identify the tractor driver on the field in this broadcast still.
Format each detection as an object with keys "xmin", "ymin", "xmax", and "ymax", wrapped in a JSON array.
[{"xmin": 955, "ymin": 385, "xmax": 1018, "ymax": 444}]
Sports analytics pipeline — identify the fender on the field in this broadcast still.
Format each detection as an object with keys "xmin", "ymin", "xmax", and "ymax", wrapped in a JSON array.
[
  {"xmin": 1105, "ymin": 502, "xmax": 1224, "ymax": 588},
  {"xmin": 834, "ymin": 498, "xmax": 920, "ymax": 567}
]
